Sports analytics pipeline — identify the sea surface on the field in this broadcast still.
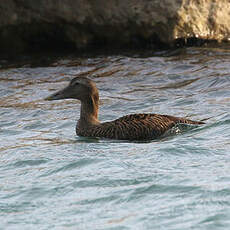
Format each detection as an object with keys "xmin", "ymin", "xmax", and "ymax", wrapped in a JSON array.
[{"xmin": 0, "ymin": 46, "xmax": 230, "ymax": 230}]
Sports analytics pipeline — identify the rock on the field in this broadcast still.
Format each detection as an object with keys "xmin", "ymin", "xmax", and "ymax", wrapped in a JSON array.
[
  {"xmin": 0, "ymin": 0, "xmax": 229, "ymax": 55},
  {"xmin": 175, "ymin": 0, "xmax": 230, "ymax": 42}
]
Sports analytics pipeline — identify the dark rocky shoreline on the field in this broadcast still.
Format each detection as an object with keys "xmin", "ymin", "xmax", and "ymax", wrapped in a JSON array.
[{"xmin": 0, "ymin": 0, "xmax": 229, "ymax": 57}]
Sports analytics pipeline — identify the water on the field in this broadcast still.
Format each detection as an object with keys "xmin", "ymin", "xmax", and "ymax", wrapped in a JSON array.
[{"xmin": 0, "ymin": 46, "xmax": 230, "ymax": 229}]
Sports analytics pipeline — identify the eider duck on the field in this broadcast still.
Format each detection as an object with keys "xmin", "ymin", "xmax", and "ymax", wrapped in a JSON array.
[{"xmin": 45, "ymin": 77, "xmax": 204, "ymax": 140}]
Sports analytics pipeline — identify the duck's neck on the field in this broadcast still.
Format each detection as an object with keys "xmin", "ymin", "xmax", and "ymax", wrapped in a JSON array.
[{"xmin": 79, "ymin": 94, "xmax": 100, "ymax": 126}]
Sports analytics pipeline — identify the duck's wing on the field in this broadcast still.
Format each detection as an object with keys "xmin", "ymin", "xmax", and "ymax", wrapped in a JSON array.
[
  {"xmin": 105, "ymin": 113, "xmax": 204, "ymax": 140},
  {"xmin": 81, "ymin": 113, "xmax": 204, "ymax": 140},
  {"xmin": 111, "ymin": 114, "xmax": 175, "ymax": 140},
  {"xmin": 96, "ymin": 114, "xmax": 176, "ymax": 140}
]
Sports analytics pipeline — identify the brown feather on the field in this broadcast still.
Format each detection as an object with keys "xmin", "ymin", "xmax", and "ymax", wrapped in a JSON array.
[{"xmin": 76, "ymin": 113, "xmax": 204, "ymax": 140}]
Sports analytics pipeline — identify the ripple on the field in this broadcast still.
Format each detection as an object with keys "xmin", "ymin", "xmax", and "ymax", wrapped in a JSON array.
[
  {"xmin": 42, "ymin": 158, "xmax": 101, "ymax": 177},
  {"xmin": 130, "ymin": 184, "xmax": 201, "ymax": 197},
  {"xmin": 1, "ymin": 46, "xmax": 230, "ymax": 229},
  {"xmin": 13, "ymin": 159, "xmax": 48, "ymax": 168},
  {"xmin": 71, "ymin": 177, "xmax": 152, "ymax": 189}
]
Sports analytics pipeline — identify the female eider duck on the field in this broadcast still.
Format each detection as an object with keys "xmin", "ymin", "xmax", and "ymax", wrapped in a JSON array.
[{"xmin": 45, "ymin": 77, "xmax": 204, "ymax": 140}]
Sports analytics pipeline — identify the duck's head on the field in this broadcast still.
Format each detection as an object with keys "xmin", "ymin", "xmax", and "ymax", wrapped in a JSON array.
[{"xmin": 45, "ymin": 77, "xmax": 99, "ymax": 101}]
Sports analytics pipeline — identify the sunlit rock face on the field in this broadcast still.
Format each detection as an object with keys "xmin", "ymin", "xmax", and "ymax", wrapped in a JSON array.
[
  {"xmin": 175, "ymin": 0, "xmax": 230, "ymax": 42},
  {"xmin": 0, "ymin": 0, "xmax": 229, "ymax": 54}
]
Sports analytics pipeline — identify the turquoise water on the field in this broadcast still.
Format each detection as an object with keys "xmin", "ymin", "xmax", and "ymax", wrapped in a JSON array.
[{"xmin": 0, "ymin": 46, "xmax": 230, "ymax": 229}]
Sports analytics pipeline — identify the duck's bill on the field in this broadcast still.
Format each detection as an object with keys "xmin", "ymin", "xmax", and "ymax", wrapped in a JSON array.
[{"xmin": 45, "ymin": 87, "xmax": 71, "ymax": 101}]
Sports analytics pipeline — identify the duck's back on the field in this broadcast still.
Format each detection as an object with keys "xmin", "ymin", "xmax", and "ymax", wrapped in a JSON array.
[{"xmin": 77, "ymin": 113, "xmax": 204, "ymax": 140}]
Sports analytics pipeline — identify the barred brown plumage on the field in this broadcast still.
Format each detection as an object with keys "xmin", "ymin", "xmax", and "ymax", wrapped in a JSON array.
[{"xmin": 45, "ymin": 77, "xmax": 204, "ymax": 140}]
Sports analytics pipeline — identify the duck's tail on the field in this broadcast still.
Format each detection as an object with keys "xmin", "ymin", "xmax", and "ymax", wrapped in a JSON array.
[{"xmin": 162, "ymin": 115, "xmax": 206, "ymax": 125}]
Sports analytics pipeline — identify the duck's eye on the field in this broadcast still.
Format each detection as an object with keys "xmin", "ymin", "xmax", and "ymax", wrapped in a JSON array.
[{"xmin": 72, "ymin": 82, "xmax": 79, "ymax": 86}]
